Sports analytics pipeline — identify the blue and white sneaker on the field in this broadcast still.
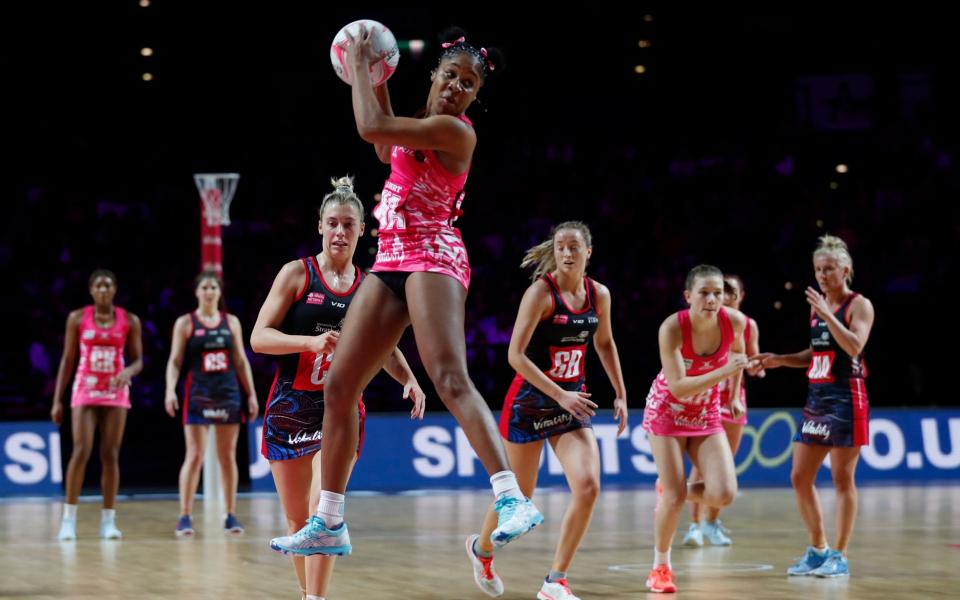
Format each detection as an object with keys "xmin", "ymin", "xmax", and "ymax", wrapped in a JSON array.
[
  {"xmin": 223, "ymin": 513, "xmax": 244, "ymax": 534},
  {"xmin": 787, "ymin": 546, "xmax": 830, "ymax": 576},
  {"xmin": 682, "ymin": 522, "xmax": 704, "ymax": 547},
  {"xmin": 175, "ymin": 515, "xmax": 194, "ymax": 537},
  {"xmin": 100, "ymin": 519, "xmax": 122, "ymax": 540},
  {"xmin": 702, "ymin": 520, "xmax": 732, "ymax": 546},
  {"xmin": 810, "ymin": 550, "xmax": 849, "ymax": 578},
  {"xmin": 270, "ymin": 515, "xmax": 352, "ymax": 556},
  {"xmin": 490, "ymin": 496, "xmax": 543, "ymax": 548},
  {"xmin": 58, "ymin": 517, "xmax": 77, "ymax": 541}
]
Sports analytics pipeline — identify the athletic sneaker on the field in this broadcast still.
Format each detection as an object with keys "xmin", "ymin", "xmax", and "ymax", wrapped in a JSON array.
[
  {"xmin": 538, "ymin": 578, "xmax": 580, "ymax": 600},
  {"xmin": 464, "ymin": 534, "xmax": 503, "ymax": 597},
  {"xmin": 223, "ymin": 513, "xmax": 244, "ymax": 534},
  {"xmin": 58, "ymin": 517, "xmax": 77, "ymax": 541},
  {"xmin": 681, "ymin": 522, "xmax": 704, "ymax": 547},
  {"xmin": 490, "ymin": 496, "xmax": 543, "ymax": 548},
  {"xmin": 269, "ymin": 515, "xmax": 352, "ymax": 556},
  {"xmin": 701, "ymin": 520, "xmax": 732, "ymax": 546},
  {"xmin": 175, "ymin": 515, "xmax": 194, "ymax": 537},
  {"xmin": 787, "ymin": 546, "xmax": 830, "ymax": 576},
  {"xmin": 645, "ymin": 564, "xmax": 677, "ymax": 593},
  {"xmin": 100, "ymin": 519, "xmax": 122, "ymax": 540},
  {"xmin": 809, "ymin": 550, "xmax": 849, "ymax": 578}
]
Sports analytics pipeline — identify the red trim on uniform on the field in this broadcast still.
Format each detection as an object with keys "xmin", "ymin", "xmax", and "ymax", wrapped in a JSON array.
[
  {"xmin": 545, "ymin": 273, "xmax": 592, "ymax": 315},
  {"xmin": 182, "ymin": 372, "xmax": 192, "ymax": 424},
  {"xmin": 538, "ymin": 277, "xmax": 557, "ymax": 321},
  {"xmin": 679, "ymin": 309, "xmax": 730, "ymax": 359},
  {"xmin": 744, "ymin": 316, "xmax": 752, "ymax": 347},
  {"xmin": 185, "ymin": 312, "xmax": 196, "ymax": 338},
  {"xmin": 260, "ymin": 371, "xmax": 281, "ymax": 458},
  {"xmin": 842, "ymin": 292, "xmax": 859, "ymax": 326},
  {"xmin": 294, "ymin": 258, "xmax": 310, "ymax": 302},
  {"xmin": 499, "ymin": 373, "xmax": 525, "ymax": 438},
  {"xmin": 315, "ymin": 258, "xmax": 362, "ymax": 297},
  {"xmin": 587, "ymin": 278, "xmax": 600, "ymax": 316},
  {"xmin": 194, "ymin": 309, "xmax": 226, "ymax": 331},
  {"xmin": 850, "ymin": 377, "xmax": 869, "ymax": 446}
]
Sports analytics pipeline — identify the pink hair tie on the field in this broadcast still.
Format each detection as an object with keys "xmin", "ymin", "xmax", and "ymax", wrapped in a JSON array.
[
  {"xmin": 480, "ymin": 47, "xmax": 495, "ymax": 71},
  {"xmin": 441, "ymin": 36, "xmax": 466, "ymax": 49}
]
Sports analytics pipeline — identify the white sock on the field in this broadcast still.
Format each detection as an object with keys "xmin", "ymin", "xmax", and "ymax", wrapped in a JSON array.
[
  {"xmin": 813, "ymin": 545, "xmax": 829, "ymax": 554},
  {"xmin": 63, "ymin": 503, "xmax": 78, "ymax": 520},
  {"xmin": 490, "ymin": 470, "xmax": 524, "ymax": 501},
  {"xmin": 101, "ymin": 508, "xmax": 116, "ymax": 522},
  {"xmin": 306, "ymin": 596, "xmax": 325, "ymax": 600},
  {"xmin": 316, "ymin": 491, "xmax": 345, "ymax": 528},
  {"xmin": 654, "ymin": 548, "xmax": 671, "ymax": 569}
]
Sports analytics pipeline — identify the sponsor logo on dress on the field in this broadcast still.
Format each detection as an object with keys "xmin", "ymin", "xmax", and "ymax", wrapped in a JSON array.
[
  {"xmin": 289, "ymin": 430, "xmax": 323, "ymax": 445},
  {"xmin": 801, "ymin": 420, "xmax": 830, "ymax": 438},
  {"xmin": 533, "ymin": 413, "xmax": 573, "ymax": 432},
  {"xmin": 552, "ymin": 314, "xmax": 569, "ymax": 325},
  {"xmin": 673, "ymin": 413, "xmax": 710, "ymax": 428},
  {"xmin": 307, "ymin": 292, "xmax": 325, "ymax": 305},
  {"xmin": 202, "ymin": 408, "xmax": 229, "ymax": 420}
]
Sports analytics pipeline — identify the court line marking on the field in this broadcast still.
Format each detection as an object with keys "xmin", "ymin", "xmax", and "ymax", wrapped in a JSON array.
[{"xmin": 609, "ymin": 562, "xmax": 775, "ymax": 574}]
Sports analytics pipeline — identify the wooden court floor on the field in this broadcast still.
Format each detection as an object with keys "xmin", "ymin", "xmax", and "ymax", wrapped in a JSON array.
[{"xmin": 1, "ymin": 485, "xmax": 958, "ymax": 599}]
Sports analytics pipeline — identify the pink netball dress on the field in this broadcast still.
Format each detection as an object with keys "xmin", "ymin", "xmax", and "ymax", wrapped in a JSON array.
[
  {"xmin": 642, "ymin": 308, "xmax": 734, "ymax": 437},
  {"xmin": 71, "ymin": 306, "xmax": 131, "ymax": 408},
  {"xmin": 371, "ymin": 114, "xmax": 473, "ymax": 289}
]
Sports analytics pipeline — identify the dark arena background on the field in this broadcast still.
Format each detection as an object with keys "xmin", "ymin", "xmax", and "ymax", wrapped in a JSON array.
[{"xmin": 2, "ymin": 4, "xmax": 958, "ymax": 599}]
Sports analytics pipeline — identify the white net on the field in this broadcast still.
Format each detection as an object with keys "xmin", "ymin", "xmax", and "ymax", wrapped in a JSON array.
[{"xmin": 193, "ymin": 173, "xmax": 240, "ymax": 226}]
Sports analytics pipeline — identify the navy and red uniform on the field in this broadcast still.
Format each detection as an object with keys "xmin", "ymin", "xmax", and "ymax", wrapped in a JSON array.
[
  {"xmin": 794, "ymin": 293, "xmax": 869, "ymax": 447},
  {"xmin": 261, "ymin": 257, "xmax": 366, "ymax": 461},
  {"xmin": 183, "ymin": 311, "xmax": 244, "ymax": 425},
  {"xmin": 500, "ymin": 274, "xmax": 600, "ymax": 443}
]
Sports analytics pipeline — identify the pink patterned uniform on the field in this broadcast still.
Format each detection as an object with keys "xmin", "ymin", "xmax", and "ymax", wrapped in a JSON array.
[
  {"xmin": 642, "ymin": 308, "xmax": 734, "ymax": 437},
  {"xmin": 718, "ymin": 316, "xmax": 751, "ymax": 425},
  {"xmin": 371, "ymin": 114, "xmax": 473, "ymax": 289},
  {"xmin": 71, "ymin": 306, "xmax": 131, "ymax": 408}
]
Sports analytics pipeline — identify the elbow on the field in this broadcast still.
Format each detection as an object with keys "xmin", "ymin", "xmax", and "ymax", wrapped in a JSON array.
[
  {"xmin": 356, "ymin": 123, "xmax": 382, "ymax": 144},
  {"xmin": 507, "ymin": 351, "xmax": 523, "ymax": 372},
  {"xmin": 356, "ymin": 125, "xmax": 375, "ymax": 143},
  {"xmin": 249, "ymin": 331, "xmax": 264, "ymax": 354},
  {"xmin": 664, "ymin": 379, "xmax": 683, "ymax": 398}
]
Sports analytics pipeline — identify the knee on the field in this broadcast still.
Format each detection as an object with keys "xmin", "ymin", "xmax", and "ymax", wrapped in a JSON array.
[
  {"xmin": 707, "ymin": 481, "xmax": 737, "ymax": 507},
  {"xmin": 99, "ymin": 445, "xmax": 120, "ymax": 465},
  {"xmin": 791, "ymin": 468, "xmax": 814, "ymax": 491},
  {"xmin": 70, "ymin": 443, "xmax": 92, "ymax": 464},
  {"xmin": 184, "ymin": 451, "xmax": 204, "ymax": 472},
  {"xmin": 661, "ymin": 483, "xmax": 687, "ymax": 512},
  {"xmin": 322, "ymin": 375, "xmax": 350, "ymax": 407},
  {"xmin": 430, "ymin": 367, "xmax": 473, "ymax": 402},
  {"xmin": 572, "ymin": 475, "xmax": 601, "ymax": 505},
  {"xmin": 832, "ymin": 472, "xmax": 856, "ymax": 495}
]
